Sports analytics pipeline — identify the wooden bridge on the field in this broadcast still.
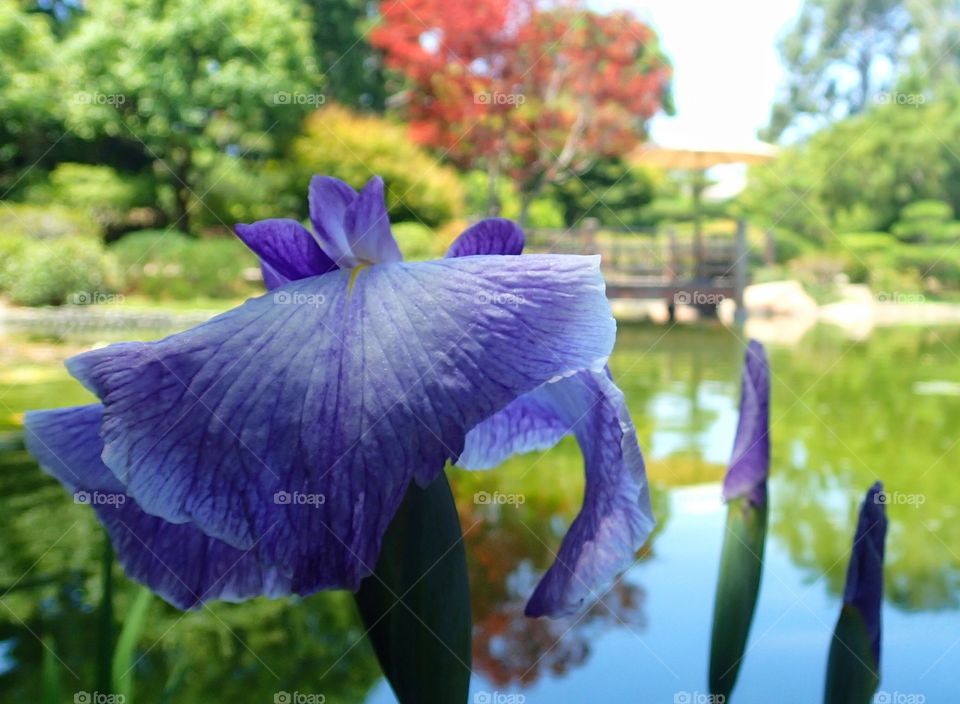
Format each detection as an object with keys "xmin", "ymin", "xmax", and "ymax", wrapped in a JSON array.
[{"xmin": 525, "ymin": 219, "xmax": 750, "ymax": 321}]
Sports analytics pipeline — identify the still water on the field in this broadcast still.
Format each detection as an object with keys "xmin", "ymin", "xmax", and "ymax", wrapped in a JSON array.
[{"xmin": 1, "ymin": 321, "xmax": 958, "ymax": 703}]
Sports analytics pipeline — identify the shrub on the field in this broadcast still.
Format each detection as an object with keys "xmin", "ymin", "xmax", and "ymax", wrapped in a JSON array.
[
  {"xmin": 899, "ymin": 199, "xmax": 953, "ymax": 222},
  {"xmin": 893, "ymin": 245, "xmax": 960, "ymax": 289},
  {"xmin": 0, "ymin": 232, "xmax": 30, "ymax": 291},
  {"xmin": 5, "ymin": 237, "xmax": 120, "ymax": 306},
  {"xmin": 836, "ymin": 231, "xmax": 896, "ymax": 255},
  {"xmin": 24, "ymin": 163, "xmax": 156, "ymax": 233},
  {"xmin": 769, "ymin": 228, "xmax": 816, "ymax": 264},
  {"xmin": 192, "ymin": 156, "xmax": 300, "ymax": 232},
  {"xmin": 0, "ymin": 202, "xmax": 101, "ymax": 240},
  {"xmin": 291, "ymin": 106, "xmax": 464, "ymax": 226},
  {"xmin": 891, "ymin": 200, "xmax": 957, "ymax": 243},
  {"xmin": 392, "ymin": 222, "xmax": 441, "ymax": 261},
  {"xmin": 111, "ymin": 229, "xmax": 260, "ymax": 300}
]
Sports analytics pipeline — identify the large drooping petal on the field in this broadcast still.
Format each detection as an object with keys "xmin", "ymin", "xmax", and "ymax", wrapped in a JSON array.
[
  {"xmin": 65, "ymin": 254, "xmax": 615, "ymax": 598},
  {"xmin": 234, "ymin": 219, "xmax": 337, "ymax": 287},
  {"xmin": 446, "ymin": 219, "xmax": 525, "ymax": 258},
  {"xmin": 722, "ymin": 340, "xmax": 770, "ymax": 507},
  {"xmin": 460, "ymin": 369, "xmax": 655, "ymax": 618},
  {"xmin": 24, "ymin": 405, "xmax": 284, "ymax": 609},
  {"xmin": 843, "ymin": 481, "xmax": 887, "ymax": 665}
]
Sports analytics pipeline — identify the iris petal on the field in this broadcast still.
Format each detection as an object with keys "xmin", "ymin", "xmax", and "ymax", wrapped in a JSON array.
[
  {"xmin": 24, "ymin": 405, "xmax": 284, "ymax": 609},
  {"xmin": 344, "ymin": 176, "xmax": 403, "ymax": 265},
  {"xmin": 308, "ymin": 175, "xmax": 357, "ymax": 265},
  {"xmin": 65, "ymin": 254, "xmax": 615, "ymax": 596},
  {"xmin": 260, "ymin": 262, "xmax": 290, "ymax": 291},
  {"xmin": 446, "ymin": 219, "xmax": 525, "ymax": 258},
  {"xmin": 844, "ymin": 481, "xmax": 887, "ymax": 664},
  {"xmin": 461, "ymin": 369, "xmax": 655, "ymax": 618},
  {"xmin": 721, "ymin": 340, "xmax": 771, "ymax": 507},
  {"xmin": 234, "ymin": 218, "xmax": 337, "ymax": 284}
]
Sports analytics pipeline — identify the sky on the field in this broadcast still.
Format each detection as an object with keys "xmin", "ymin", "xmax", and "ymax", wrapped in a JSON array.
[
  {"xmin": 598, "ymin": 0, "xmax": 805, "ymax": 144},
  {"xmin": 593, "ymin": 0, "xmax": 806, "ymax": 195}
]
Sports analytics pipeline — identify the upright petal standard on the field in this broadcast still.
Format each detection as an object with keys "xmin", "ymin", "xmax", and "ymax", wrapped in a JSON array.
[{"xmin": 25, "ymin": 175, "xmax": 653, "ymax": 621}]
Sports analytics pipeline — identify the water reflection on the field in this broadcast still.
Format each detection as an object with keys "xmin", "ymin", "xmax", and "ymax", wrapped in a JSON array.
[
  {"xmin": 2, "ymin": 322, "xmax": 960, "ymax": 701},
  {"xmin": 455, "ymin": 487, "xmax": 666, "ymax": 687}
]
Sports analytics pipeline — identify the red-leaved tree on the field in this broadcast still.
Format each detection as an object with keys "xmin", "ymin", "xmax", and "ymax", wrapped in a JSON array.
[{"xmin": 372, "ymin": 0, "xmax": 672, "ymax": 220}]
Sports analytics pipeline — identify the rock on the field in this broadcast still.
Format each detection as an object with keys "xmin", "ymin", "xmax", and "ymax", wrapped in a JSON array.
[{"xmin": 743, "ymin": 280, "xmax": 818, "ymax": 318}]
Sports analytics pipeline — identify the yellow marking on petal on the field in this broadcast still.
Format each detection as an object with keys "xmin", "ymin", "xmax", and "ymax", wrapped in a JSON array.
[{"xmin": 348, "ymin": 263, "xmax": 370, "ymax": 293}]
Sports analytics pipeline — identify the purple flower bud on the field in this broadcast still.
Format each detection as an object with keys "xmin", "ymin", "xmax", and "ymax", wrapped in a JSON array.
[
  {"xmin": 843, "ymin": 481, "xmax": 888, "ymax": 665},
  {"xmin": 722, "ymin": 340, "xmax": 770, "ymax": 508}
]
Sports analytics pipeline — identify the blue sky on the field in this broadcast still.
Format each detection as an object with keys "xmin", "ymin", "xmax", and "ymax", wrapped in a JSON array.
[{"xmin": 595, "ymin": 0, "xmax": 804, "ymax": 145}]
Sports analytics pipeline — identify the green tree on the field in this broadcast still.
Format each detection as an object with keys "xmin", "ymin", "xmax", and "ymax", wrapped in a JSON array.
[
  {"xmin": 61, "ymin": 0, "xmax": 319, "ymax": 232},
  {"xmin": 765, "ymin": 0, "xmax": 912, "ymax": 139},
  {"xmin": 745, "ymin": 93, "xmax": 960, "ymax": 242},
  {"xmin": 306, "ymin": 0, "xmax": 385, "ymax": 110},
  {"xmin": 0, "ymin": 2, "xmax": 63, "ymax": 192},
  {"xmin": 548, "ymin": 158, "xmax": 656, "ymax": 228}
]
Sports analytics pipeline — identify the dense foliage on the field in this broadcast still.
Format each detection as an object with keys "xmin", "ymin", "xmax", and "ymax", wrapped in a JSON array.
[{"xmin": 372, "ymin": 0, "xmax": 672, "ymax": 218}]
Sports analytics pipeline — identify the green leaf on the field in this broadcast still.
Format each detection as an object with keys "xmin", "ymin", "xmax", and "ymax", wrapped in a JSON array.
[
  {"xmin": 354, "ymin": 471, "xmax": 472, "ymax": 704},
  {"xmin": 709, "ymin": 497, "xmax": 768, "ymax": 699},
  {"xmin": 112, "ymin": 587, "xmax": 154, "ymax": 704},
  {"xmin": 41, "ymin": 634, "xmax": 62, "ymax": 704},
  {"xmin": 824, "ymin": 606, "xmax": 880, "ymax": 704},
  {"xmin": 96, "ymin": 535, "xmax": 115, "ymax": 697}
]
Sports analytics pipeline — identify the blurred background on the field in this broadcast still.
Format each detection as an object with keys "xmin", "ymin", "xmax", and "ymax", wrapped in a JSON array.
[{"xmin": 2, "ymin": 0, "xmax": 960, "ymax": 702}]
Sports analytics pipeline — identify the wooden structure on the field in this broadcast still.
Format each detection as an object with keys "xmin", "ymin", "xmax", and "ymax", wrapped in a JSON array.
[{"xmin": 526, "ymin": 219, "xmax": 750, "ymax": 321}]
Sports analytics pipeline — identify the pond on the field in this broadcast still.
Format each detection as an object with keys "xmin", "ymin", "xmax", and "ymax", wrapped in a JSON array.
[{"xmin": 1, "ymin": 320, "xmax": 958, "ymax": 703}]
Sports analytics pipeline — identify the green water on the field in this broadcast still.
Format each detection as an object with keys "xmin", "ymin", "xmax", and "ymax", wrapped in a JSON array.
[{"xmin": 1, "ymin": 322, "xmax": 958, "ymax": 702}]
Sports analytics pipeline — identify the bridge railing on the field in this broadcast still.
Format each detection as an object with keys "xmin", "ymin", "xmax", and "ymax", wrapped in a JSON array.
[{"xmin": 525, "ymin": 220, "xmax": 750, "ymax": 320}]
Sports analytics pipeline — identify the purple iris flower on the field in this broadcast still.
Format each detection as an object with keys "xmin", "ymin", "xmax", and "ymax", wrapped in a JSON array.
[
  {"xmin": 722, "ymin": 340, "xmax": 770, "ymax": 508},
  {"xmin": 24, "ymin": 175, "xmax": 654, "ymax": 619},
  {"xmin": 843, "ymin": 481, "xmax": 887, "ymax": 665}
]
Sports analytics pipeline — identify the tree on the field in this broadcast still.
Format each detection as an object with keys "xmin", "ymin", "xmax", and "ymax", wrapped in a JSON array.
[
  {"xmin": 371, "ymin": 0, "xmax": 672, "ymax": 222},
  {"xmin": 61, "ymin": 0, "xmax": 319, "ymax": 232},
  {"xmin": 305, "ymin": 0, "xmax": 386, "ymax": 110},
  {"xmin": 745, "ymin": 92, "xmax": 960, "ymax": 241},
  {"xmin": 548, "ymin": 157, "xmax": 656, "ymax": 228},
  {"xmin": 764, "ymin": 0, "xmax": 912, "ymax": 140},
  {"xmin": 0, "ymin": 1, "xmax": 63, "ymax": 192}
]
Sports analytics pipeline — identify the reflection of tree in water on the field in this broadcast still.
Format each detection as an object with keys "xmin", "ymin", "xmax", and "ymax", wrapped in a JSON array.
[
  {"xmin": 766, "ymin": 327, "xmax": 960, "ymax": 612},
  {"xmin": 454, "ymin": 478, "xmax": 668, "ymax": 687},
  {"xmin": 0, "ymin": 438, "xmax": 381, "ymax": 703}
]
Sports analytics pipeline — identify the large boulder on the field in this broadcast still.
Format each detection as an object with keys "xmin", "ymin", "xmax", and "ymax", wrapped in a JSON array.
[{"xmin": 743, "ymin": 280, "xmax": 818, "ymax": 318}]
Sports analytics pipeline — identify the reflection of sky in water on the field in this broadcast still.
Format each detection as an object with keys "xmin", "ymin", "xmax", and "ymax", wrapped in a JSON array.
[
  {"xmin": 369, "ymin": 485, "xmax": 959, "ymax": 703},
  {"xmin": 647, "ymin": 381, "xmax": 738, "ymax": 464}
]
